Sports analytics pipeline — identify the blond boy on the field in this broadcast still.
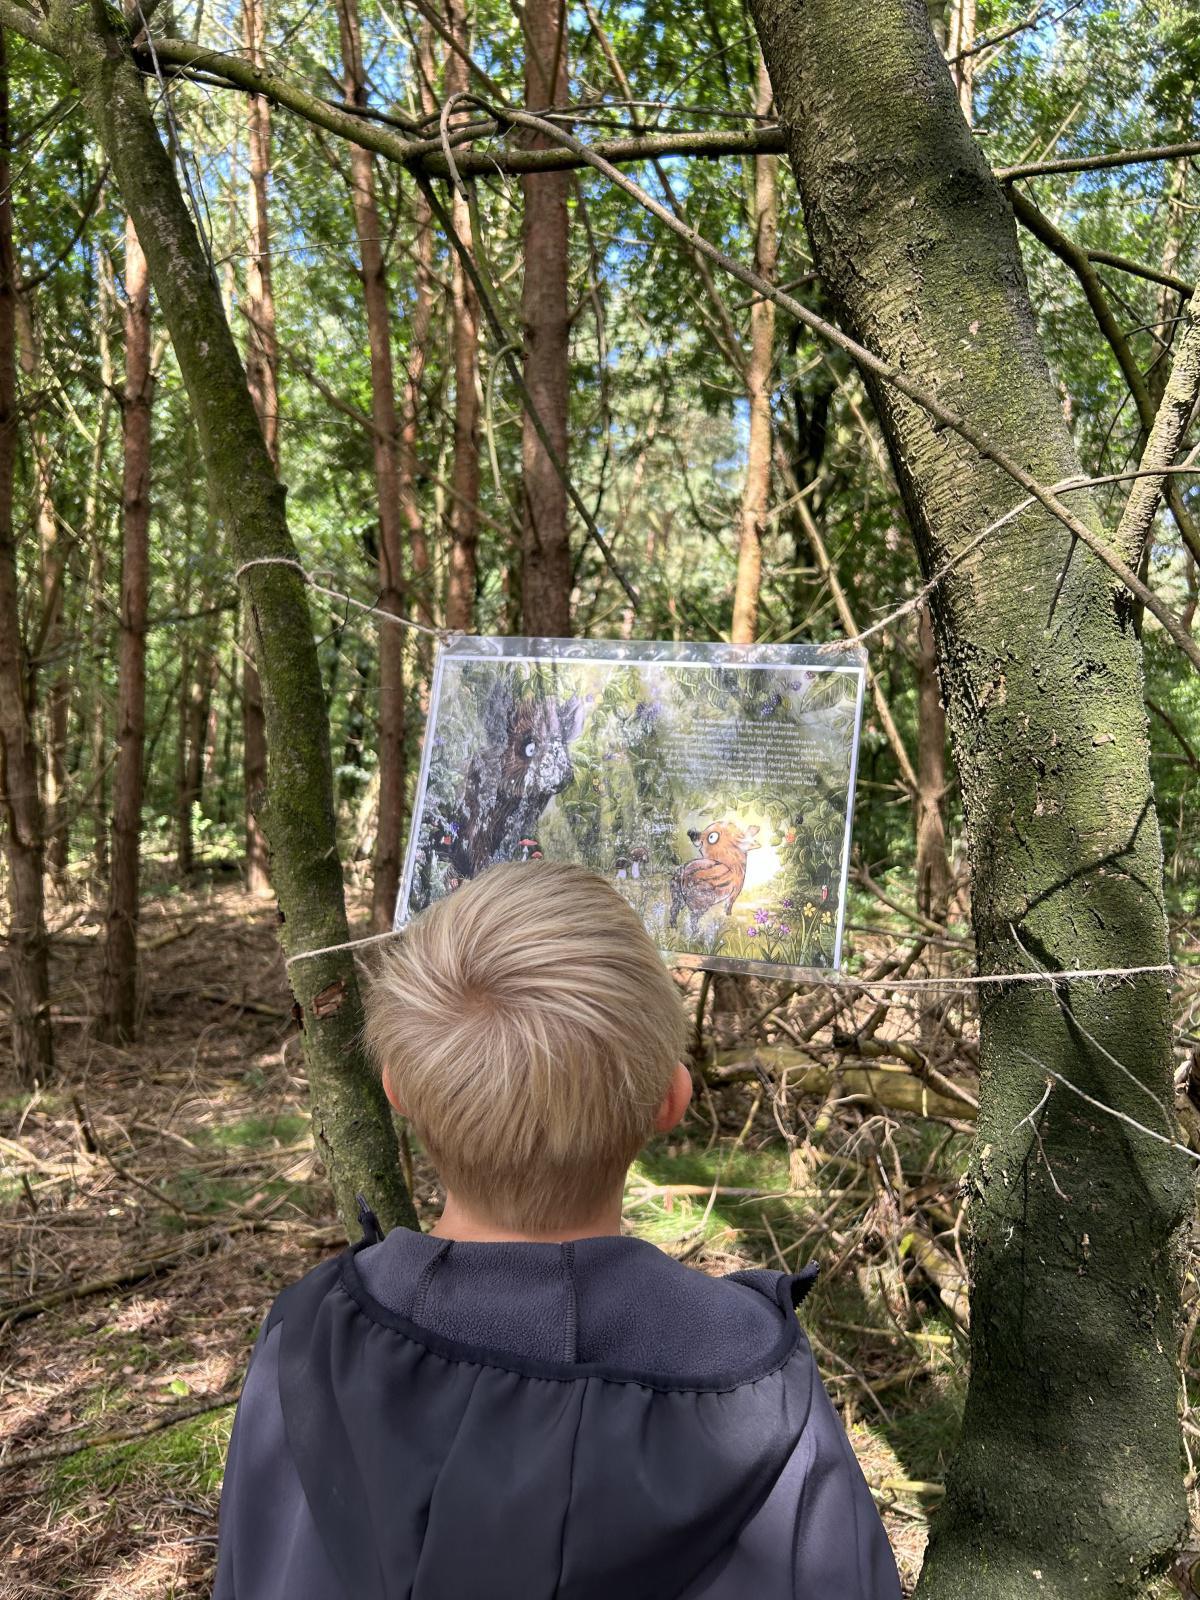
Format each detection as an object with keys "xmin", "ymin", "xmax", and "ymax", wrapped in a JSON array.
[{"xmin": 215, "ymin": 862, "xmax": 900, "ymax": 1599}]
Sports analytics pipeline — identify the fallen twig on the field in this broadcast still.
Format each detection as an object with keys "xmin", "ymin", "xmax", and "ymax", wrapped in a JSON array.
[{"xmin": 0, "ymin": 1392, "xmax": 239, "ymax": 1472}]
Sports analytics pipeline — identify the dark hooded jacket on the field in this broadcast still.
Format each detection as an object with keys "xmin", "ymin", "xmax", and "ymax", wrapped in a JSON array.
[{"xmin": 213, "ymin": 1223, "xmax": 901, "ymax": 1600}]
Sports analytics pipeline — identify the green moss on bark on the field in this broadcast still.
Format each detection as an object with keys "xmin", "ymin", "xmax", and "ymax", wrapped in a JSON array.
[
  {"xmin": 748, "ymin": 0, "xmax": 1191, "ymax": 1593},
  {"xmin": 50, "ymin": 0, "xmax": 416, "ymax": 1236}
]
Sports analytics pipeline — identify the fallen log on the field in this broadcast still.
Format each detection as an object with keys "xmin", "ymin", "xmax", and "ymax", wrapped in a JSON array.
[{"xmin": 709, "ymin": 1047, "xmax": 975, "ymax": 1126}]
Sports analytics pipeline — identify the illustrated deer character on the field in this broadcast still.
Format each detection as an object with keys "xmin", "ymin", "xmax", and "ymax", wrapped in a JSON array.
[
  {"xmin": 669, "ymin": 821, "xmax": 760, "ymax": 931},
  {"xmin": 441, "ymin": 682, "xmax": 586, "ymax": 879}
]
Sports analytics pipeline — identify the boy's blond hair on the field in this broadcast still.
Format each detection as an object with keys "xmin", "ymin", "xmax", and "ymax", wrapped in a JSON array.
[{"xmin": 364, "ymin": 861, "xmax": 688, "ymax": 1230}]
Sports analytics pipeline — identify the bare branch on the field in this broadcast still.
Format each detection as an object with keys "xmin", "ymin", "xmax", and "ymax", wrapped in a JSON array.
[
  {"xmin": 0, "ymin": 0, "xmax": 48, "ymax": 47},
  {"xmin": 1012, "ymin": 187, "xmax": 1200, "ymax": 565},
  {"xmin": 997, "ymin": 139, "xmax": 1200, "ymax": 181},
  {"xmin": 1115, "ymin": 299, "xmax": 1200, "ymax": 566},
  {"xmin": 474, "ymin": 100, "xmax": 1200, "ymax": 668},
  {"xmin": 1087, "ymin": 248, "xmax": 1194, "ymax": 299}
]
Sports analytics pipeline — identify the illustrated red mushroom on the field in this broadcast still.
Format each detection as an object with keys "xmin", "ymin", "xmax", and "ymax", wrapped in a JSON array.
[{"xmin": 630, "ymin": 846, "xmax": 649, "ymax": 880}]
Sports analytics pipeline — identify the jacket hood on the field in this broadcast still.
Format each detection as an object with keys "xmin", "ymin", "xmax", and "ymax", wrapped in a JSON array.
[{"xmin": 270, "ymin": 1243, "xmax": 820, "ymax": 1600}]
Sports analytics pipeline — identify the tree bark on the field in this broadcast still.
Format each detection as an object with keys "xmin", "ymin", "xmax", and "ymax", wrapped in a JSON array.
[
  {"xmin": 444, "ymin": 0, "xmax": 480, "ymax": 635},
  {"xmin": 335, "ymin": 0, "xmax": 409, "ymax": 932},
  {"xmin": 914, "ymin": 603, "xmax": 950, "ymax": 922},
  {"xmin": 748, "ymin": 0, "xmax": 1191, "ymax": 1593},
  {"xmin": 96, "ymin": 214, "xmax": 152, "ymax": 1044},
  {"xmin": 399, "ymin": 32, "xmax": 436, "ymax": 642},
  {"xmin": 0, "ymin": 26, "xmax": 52, "ymax": 1081},
  {"xmin": 89, "ymin": 248, "xmax": 117, "ymax": 884},
  {"xmin": 178, "ymin": 637, "xmax": 212, "ymax": 876},
  {"xmin": 519, "ymin": 0, "xmax": 572, "ymax": 636},
  {"xmin": 18, "ymin": 303, "xmax": 71, "ymax": 887},
  {"xmin": 730, "ymin": 54, "xmax": 777, "ymax": 645},
  {"xmin": 240, "ymin": 0, "xmax": 274, "ymax": 898},
  {"xmin": 947, "ymin": 0, "xmax": 976, "ymax": 116},
  {"xmin": 47, "ymin": 0, "xmax": 416, "ymax": 1236}
]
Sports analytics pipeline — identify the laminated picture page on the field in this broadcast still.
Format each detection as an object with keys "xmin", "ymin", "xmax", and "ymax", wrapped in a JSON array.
[{"xmin": 396, "ymin": 637, "xmax": 866, "ymax": 978}]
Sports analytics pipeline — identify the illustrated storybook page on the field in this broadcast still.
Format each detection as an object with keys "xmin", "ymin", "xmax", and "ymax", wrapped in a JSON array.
[{"xmin": 396, "ymin": 637, "xmax": 867, "ymax": 979}]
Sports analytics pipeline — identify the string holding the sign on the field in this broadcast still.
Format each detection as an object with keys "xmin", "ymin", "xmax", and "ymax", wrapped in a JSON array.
[
  {"xmin": 234, "ymin": 556, "xmax": 456, "ymax": 641},
  {"xmin": 235, "ymin": 455, "xmax": 1200, "ymax": 665},
  {"xmin": 231, "ymin": 449, "xmax": 1198, "ymax": 994},
  {"xmin": 276, "ymin": 922, "xmax": 1174, "ymax": 994}
]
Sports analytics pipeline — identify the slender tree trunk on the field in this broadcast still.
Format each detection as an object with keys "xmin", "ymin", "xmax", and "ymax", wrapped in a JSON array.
[
  {"xmin": 335, "ymin": 0, "xmax": 409, "ymax": 932},
  {"xmin": 339, "ymin": 644, "xmax": 370, "ymax": 809},
  {"xmin": 730, "ymin": 55, "xmax": 777, "ymax": 645},
  {"xmin": 88, "ymin": 248, "xmax": 116, "ymax": 886},
  {"xmin": 178, "ymin": 636, "xmax": 212, "ymax": 877},
  {"xmin": 240, "ymin": 0, "xmax": 274, "ymax": 898},
  {"xmin": 914, "ymin": 602, "xmax": 950, "ymax": 921},
  {"xmin": 444, "ymin": 0, "xmax": 480, "ymax": 634},
  {"xmin": 96, "ymin": 215, "xmax": 152, "ymax": 1044},
  {"xmin": 520, "ymin": 0, "xmax": 572, "ymax": 636},
  {"xmin": 947, "ymin": 0, "xmax": 976, "ymax": 116},
  {"xmin": 398, "ymin": 21, "xmax": 436, "ymax": 644},
  {"xmin": 0, "ymin": 28, "xmax": 52, "ymax": 1082},
  {"xmin": 21, "ymin": 358, "xmax": 71, "ymax": 885},
  {"xmin": 750, "ymin": 1, "xmax": 1191, "ymax": 1594},
  {"xmin": 88, "ymin": 527, "xmax": 109, "ymax": 884},
  {"xmin": 49, "ymin": 2, "xmax": 416, "ymax": 1235}
]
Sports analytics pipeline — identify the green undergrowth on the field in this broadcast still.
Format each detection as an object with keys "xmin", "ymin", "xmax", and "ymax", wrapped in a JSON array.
[
  {"xmin": 192, "ymin": 1111, "xmax": 308, "ymax": 1151},
  {"xmin": 47, "ymin": 1408, "xmax": 234, "ymax": 1510},
  {"xmin": 36, "ymin": 1104, "xmax": 966, "ymax": 1549},
  {"xmin": 626, "ymin": 1129, "xmax": 968, "ymax": 1501}
]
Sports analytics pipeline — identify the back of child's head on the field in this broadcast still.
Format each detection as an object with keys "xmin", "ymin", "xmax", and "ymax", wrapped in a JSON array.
[{"xmin": 364, "ymin": 861, "xmax": 688, "ymax": 1231}]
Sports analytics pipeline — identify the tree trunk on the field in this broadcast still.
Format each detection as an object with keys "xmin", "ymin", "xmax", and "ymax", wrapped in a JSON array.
[
  {"xmin": 748, "ymin": 0, "xmax": 1191, "ymax": 1593},
  {"xmin": 914, "ymin": 602, "xmax": 950, "ymax": 922},
  {"xmin": 335, "ymin": 0, "xmax": 409, "ymax": 933},
  {"xmin": 947, "ymin": 0, "xmax": 976, "ymax": 117},
  {"xmin": 178, "ymin": 636, "xmax": 212, "ymax": 877},
  {"xmin": 397, "ymin": 21, "xmax": 436, "ymax": 647},
  {"xmin": 240, "ymin": 0, "xmax": 274, "ymax": 898},
  {"xmin": 88, "ymin": 249, "xmax": 116, "ymax": 885},
  {"xmin": 0, "ymin": 27, "xmax": 52, "ymax": 1082},
  {"xmin": 520, "ymin": 0, "xmax": 572, "ymax": 636},
  {"xmin": 730, "ymin": 54, "xmax": 777, "ymax": 646},
  {"xmin": 21, "ymin": 343, "xmax": 71, "ymax": 886},
  {"xmin": 444, "ymin": 0, "xmax": 481, "ymax": 635},
  {"xmin": 96, "ymin": 214, "xmax": 152, "ymax": 1045},
  {"xmin": 49, "ymin": 1, "xmax": 416, "ymax": 1235}
]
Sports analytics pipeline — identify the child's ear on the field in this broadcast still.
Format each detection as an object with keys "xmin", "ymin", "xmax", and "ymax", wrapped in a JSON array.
[
  {"xmin": 653, "ymin": 1063, "xmax": 693, "ymax": 1133},
  {"xmin": 382, "ymin": 1068, "xmax": 406, "ymax": 1117}
]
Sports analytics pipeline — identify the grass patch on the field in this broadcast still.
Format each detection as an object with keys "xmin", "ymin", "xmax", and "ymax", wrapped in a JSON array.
[
  {"xmin": 47, "ymin": 1407, "xmax": 234, "ymax": 1509},
  {"xmin": 626, "ymin": 1138, "xmax": 795, "ymax": 1251},
  {"xmin": 194, "ymin": 1111, "xmax": 308, "ymax": 1151}
]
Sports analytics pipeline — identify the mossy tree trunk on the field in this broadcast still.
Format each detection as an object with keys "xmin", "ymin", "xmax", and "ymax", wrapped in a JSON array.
[
  {"xmin": 47, "ymin": 0, "xmax": 416, "ymax": 1236},
  {"xmin": 748, "ymin": 0, "xmax": 1191, "ymax": 1593}
]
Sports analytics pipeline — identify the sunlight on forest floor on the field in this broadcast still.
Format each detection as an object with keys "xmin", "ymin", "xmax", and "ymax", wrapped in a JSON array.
[{"xmin": 2, "ymin": 880, "xmax": 1197, "ymax": 1596}]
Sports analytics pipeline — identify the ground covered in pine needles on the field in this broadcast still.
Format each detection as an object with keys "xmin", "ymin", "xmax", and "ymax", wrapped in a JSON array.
[{"xmin": 0, "ymin": 877, "xmax": 1195, "ymax": 1596}]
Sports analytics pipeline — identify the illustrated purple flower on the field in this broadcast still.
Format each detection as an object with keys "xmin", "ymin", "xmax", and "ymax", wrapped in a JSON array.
[
  {"xmin": 781, "ymin": 896, "xmax": 794, "ymax": 909},
  {"xmin": 754, "ymin": 908, "xmax": 770, "ymax": 926},
  {"xmin": 747, "ymin": 926, "xmax": 758, "ymax": 938},
  {"xmin": 779, "ymin": 923, "xmax": 791, "ymax": 937}
]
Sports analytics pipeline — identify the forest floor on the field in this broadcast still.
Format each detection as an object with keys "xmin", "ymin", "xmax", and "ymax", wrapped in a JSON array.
[{"xmin": 2, "ymin": 874, "xmax": 1191, "ymax": 1596}]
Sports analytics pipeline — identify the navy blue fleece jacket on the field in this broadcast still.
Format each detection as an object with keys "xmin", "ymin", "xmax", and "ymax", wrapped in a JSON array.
[{"xmin": 213, "ymin": 1226, "xmax": 901, "ymax": 1599}]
